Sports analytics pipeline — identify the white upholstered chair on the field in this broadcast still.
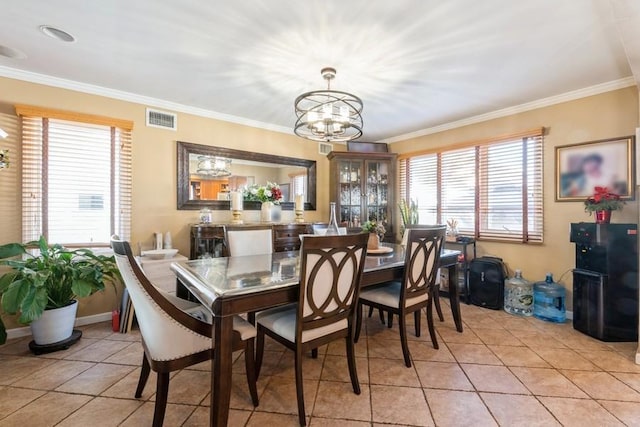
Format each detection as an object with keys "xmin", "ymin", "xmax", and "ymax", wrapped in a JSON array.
[
  {"xmin": 311, "ymin": 225, "xmax": 348, "ymax": 235},
  {"xmin": 355, "ymin": 226, "xmax": 445, "ymax": 367},
  {"xmin": 110, "ymin": 237, "xmax": 258, "ymax": 427},
  {"xmin": 254, "ymin": 233, "xmax": 368, "ymax": 426},
  {"xmin": 224, "ymin": 225, "xmax": 274, "ymax": 257}
]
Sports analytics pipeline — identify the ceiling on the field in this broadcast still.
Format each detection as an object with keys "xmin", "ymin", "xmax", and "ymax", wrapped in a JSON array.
[{"xmin": 0, "ymin": 0, "xmax": 639, "ymax": 142}]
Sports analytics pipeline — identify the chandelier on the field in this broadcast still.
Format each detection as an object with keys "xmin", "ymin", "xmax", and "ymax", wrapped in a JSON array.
[
  {"xmin": 294, "ymin": 67, "xmax": 363, "ymax": 143},
  {"xmin": 197, "ymin": 156, "xmax": 231, "ymax": 177}
]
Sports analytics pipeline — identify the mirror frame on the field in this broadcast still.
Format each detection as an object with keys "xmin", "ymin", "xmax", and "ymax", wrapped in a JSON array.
[{"xmin": 177, "ymin": 141, "xmax": 317, "ymax": 210}]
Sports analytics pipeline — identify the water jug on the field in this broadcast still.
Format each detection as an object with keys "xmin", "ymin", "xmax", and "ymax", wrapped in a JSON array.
[
  {"xmin": 533, "ymin": 273, "xmax": 566, "ymax": 323},
  {"xmin": 504, "ymin": 269, "xmax": 533, "ymax": 316}
]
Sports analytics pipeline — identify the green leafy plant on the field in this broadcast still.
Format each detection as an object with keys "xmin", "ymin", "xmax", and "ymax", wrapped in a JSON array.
[
  {"xmin": 362, "ymin": 220, "xmax": 386, "ymax": 236},
  {"xmin": 243, "ymin": 182, "xmax": 283, "ymax": 204},
  {"xmin": 584, "ymin": 186, "xmax": 625, "ymax": 213},
  {"xmin": 0, "ymin": 236, "xmax": 121, "ymax": 344},
  {"xmin": 398, "ymin": 199, "xmax": 419, "ymax": 229}
]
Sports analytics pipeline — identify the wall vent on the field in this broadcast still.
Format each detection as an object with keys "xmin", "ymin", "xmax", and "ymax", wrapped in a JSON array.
[
  {"xmin": 146, "ymin": 108, "xmax": 177, "ymax": 130},
  {"xmin": 318, "ymin": 142, "xmax": 333, "ymax": 155}
]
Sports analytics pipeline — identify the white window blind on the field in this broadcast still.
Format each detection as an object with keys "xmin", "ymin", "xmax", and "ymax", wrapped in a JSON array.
[
  {"xmin": 399, "ymin": 132, "xmax": 544, "ymax": 243},
  {"xmin": 290, "ymin": 173, "xmax": 307, "ymax": 202},
  {"xmin": 20, "ymin": 113, "xmax": 132, "ymax": 246}
]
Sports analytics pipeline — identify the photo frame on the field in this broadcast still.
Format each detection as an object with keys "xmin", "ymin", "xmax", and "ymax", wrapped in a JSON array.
[{"xmin": 555, "ymin": 136, "xmax": 635, "ymax": 202}]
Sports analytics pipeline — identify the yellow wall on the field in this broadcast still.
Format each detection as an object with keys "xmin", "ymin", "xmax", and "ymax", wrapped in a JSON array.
[
  {"xmin": 0, "ymin": 76, "xmax": 329, "ymax": 330},
  {"xmin": 392, "ymin": 86, "xmax": 639, "ymax": 308}
]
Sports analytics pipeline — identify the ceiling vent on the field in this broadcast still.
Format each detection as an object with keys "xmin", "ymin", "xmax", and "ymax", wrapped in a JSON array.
[
  {"xmin": 146, "ymin": 108, "xmax": 177, "ymax": 131},
  {"xmin": 318, "ymin": 142, "xmax": 333, "ymax": 155}
]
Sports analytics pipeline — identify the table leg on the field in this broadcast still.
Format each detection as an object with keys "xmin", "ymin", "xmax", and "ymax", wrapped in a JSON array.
[
  {"xmin": 447, "ymin": 264, "xmax": 463, "ymax": 332},
  {"xmin": 212, "ymin": 315, "xmax": 233, "ymax": 427}
]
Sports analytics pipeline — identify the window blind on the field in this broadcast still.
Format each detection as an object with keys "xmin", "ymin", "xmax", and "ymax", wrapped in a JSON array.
[
  {"xmin": 20, "ymin": 113, "xmax": 132, "ymax": 246},
  {"xmin": 290, "ymin": 173, "xmax": 307, "ymax": 202},
  {"xmin": 440, "ymin": 148, "xmax": 476, "ymax": 233}
]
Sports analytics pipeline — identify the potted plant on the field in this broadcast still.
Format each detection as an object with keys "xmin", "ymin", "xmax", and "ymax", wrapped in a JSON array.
[
  {"xmin": 584, "ymin": 186, "xmax": 625, "ymax": 224},
  {"xmin": 243, "ymin": 182, "xmax": 283, "ymax": 222},
  {"xmin": 362, "ymin": 220, "xmax": 387, "ymax": 250},
  {"xmin": 0, "ymin": 236, "xmax": 120, "ymax": 345}
]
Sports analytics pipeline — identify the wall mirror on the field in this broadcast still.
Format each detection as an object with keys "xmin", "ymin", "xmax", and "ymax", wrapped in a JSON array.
[{"xmin": 177, "ymin": 141, "xmax": 317, "ymax": 210}]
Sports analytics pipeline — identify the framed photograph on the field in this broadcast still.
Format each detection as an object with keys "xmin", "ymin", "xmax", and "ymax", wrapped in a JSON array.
[{"xmin": 555, "ymin": 136, "xmax": 635, "ymax": 201}]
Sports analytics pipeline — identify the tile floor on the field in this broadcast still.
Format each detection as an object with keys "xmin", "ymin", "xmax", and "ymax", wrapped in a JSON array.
[{"xmin": 1, "ymin": 301, "xmax": 640, "ymax": 426}]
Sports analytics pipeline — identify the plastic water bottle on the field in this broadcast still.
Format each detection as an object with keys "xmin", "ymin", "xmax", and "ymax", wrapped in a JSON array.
[
  {"xmin": 504, "ymin": 269, "xmax": 533, "ymax": 316},
  {"xmin": 533, "ymin": 273, "xmax": 566, "ymax": 323}
]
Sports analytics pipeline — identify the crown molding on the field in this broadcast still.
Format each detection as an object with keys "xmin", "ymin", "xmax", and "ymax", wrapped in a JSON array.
[
  {"xmin": 0, "ymin": 66, "xmax": 293, "ymax": 136},
  {"xmin": 380, "ymin": 76, "xmax": 638, "ymax": 144}
]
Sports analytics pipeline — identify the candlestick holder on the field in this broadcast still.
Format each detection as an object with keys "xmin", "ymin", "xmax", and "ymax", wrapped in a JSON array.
[
  {"xmin": 295, "ymin": 209, "xmax": 305, "ymax": 223},
  {"xmin": 231, "ymin": 210, "xmax": 243, "ymax": 224}
]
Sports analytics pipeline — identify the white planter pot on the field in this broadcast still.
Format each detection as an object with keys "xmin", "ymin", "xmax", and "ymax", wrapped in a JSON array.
[{"xmin": 30, "ymin": 300, "xmax": 78, "ymax": 345}]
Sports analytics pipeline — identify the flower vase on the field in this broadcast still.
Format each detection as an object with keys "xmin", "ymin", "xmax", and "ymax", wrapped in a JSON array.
[
  {"xmin": 367, "ymin": 233, "xmax": 379, "ymax": 250},
  {"xmin": 595, "ymin": 210, "xmax": 611, "ymax": 224},
  {"xmin": 261, "ymin": 201, "xmax": 274, "ymax": 222}
]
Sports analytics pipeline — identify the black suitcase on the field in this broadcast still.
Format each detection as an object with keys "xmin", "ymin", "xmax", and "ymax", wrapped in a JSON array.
[{"xmin": 469, "ymin": 256, "xmax": 507, "ymax": 310}]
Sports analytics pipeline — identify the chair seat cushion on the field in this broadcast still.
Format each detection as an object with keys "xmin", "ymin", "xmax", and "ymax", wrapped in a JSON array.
[
  {"xmin": 256, "ymin": 303, "xmax": 348, "ymax": 343},
  {"xmin": 359, "ymin": 282, "xmax": 428, "ymax": 308}
]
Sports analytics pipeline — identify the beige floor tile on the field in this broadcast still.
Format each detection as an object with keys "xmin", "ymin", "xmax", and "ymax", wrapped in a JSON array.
[
  {"xmin": 321, "ymin": 355, "xmax": 369, "ymax": 384},
  {"xmin": 101, "ymin": 341, "xmax": 144, "ymax": 365},
  {"xmin": 437, "ymin": 327, "xmax": 483, "ymax": 344},
  {"xmin": 538, "ymin": 396, "xmax": 624, "ymax": 426},
  {"xmin": 472, "ymin": 327, "xmax": 523, "ymax": 346},
  {"xmin": 488, "ymin": 345, "xmax": 551, "ymax": 368},
  {"xmin": 183, "ymin": 406, "xmax": 252, "ymax": 426},
  {"xmin": 274, "ymin": 351, "xmax": 326, "ymax": 380},
  {"xmin": 409, "ymin": 340, "xmax": 456, "ymax": 362},
  {"xmin": 62, "ymin": 339, "xmax": 130, "ymax": 362},
  {"xmin": 598, "ymin": 400, "xmax": 640, "ymax": 426},
  {"xmin": 248, "ymin": 410, "xmax": 303, "ymax": 426},
  {"xmin": 501, "ymin": 317, "xmax": 544, "ymax": 332},
  {"xmin": 0, "ymin": 392, "xmax": 92, "ymax": 427},
  {"xmin": 57, "ymin": 396, "xmax": 142, "ymax": 427},
  {"xmin": 561, "ymin": 370, "xmax": 640, "ymax": 402},
  {"xmin": 464, "ymin": 316, "xmax": 505, "ymax": 330},
  {"xmin": 611, "ymin": 372, "xmax": 640, "ymax": 393},
  {"xmin": 325, "ymin": 338, "xmax": 368, "ymax": 358},
  {"xmin": 101, "ymin": 367, "xmax": 157, "ymax": 400},
  {"xmin": 228, "ymin": 372, "xmax": 269, "ymax": 410},
  {"xmin": 119, "ymin": 401, "xmax": 195, "ymax": 426},
  {"xmin": 533, "ymin": 348, "xmax": 599, "ymax": 371},
  {"xmin": 258, "ymin": 375, "xmax": 319, "ymax": 415},
  {"xmin": 159, "ymin": 369, "xmax": 210, "ymax": 405},
  {"xmin": 414, "ymin": 361, "xmax": 474, "ymax": 391},
  {"xmin": 367, "ymin": 338, "xmax": 406, "ymax": 360},
  {"xmin": 447, "ymin": 343, "xmax": 502, "ymax": 365},
  {"xmin": 104, "ymin": 329, "xmax": 141, "ymax": 342},
  {"xmin": 12, "ymin": 359, "xmax": 95, "ymax": 390},
  {"xmin": 481, "ymin": 392, "xmax": 560, "ymax": 426},
  {"xmin": 510, "ymin": 367, "xmax": 589, "ymax": 398},
  {"xmin": 313, "ymin": 381, "xmax": 370, "ymax": 421},
  {"xmin": 55, "ymin": 363, "xmax": 135, "ymax": 395},
  {"xmin": 78, "ymin": 322, "xmax": 116, "ymax": 339},
  {"xmin": 309, "ymin": 417, "xmax": 371, "ymax": 426},
  {"xmin": 370, "ymin": 384, "xmax": 433, "ymax": 426},
  {"xmin": 580, "ymin": 349, "xmax": 640, "ymax": 373},
  {"xmin": 461, "ymin": 364, "xmax": 529, "ymax": 394},
  {"xmin": 255, "ymin": 350, "xmax": 285, "ymax": 376},
  {"xmin": 0, "ymin": 386, "xmax": 46, "ymax": 419},
  {"xmin": 368, "ymin": 357, "xmax": 420, "ymax": 387},
  {"xmin": 0, "ymin": 355, "xmax": 57, "ymax": 385},
  {"xmin": 517, "ymin": 331, "xmax": 568, "ymax": 349},
  {"xmin": 424, "ymin": 389, "xmax": 497, "ymax": 427},
  {"xmin": 0, "ymin": 337, "xmax": 34, "ymax": 356}
]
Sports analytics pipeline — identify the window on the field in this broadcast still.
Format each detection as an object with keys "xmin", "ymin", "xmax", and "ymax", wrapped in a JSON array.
[
  {"xmin": 17, "ymin": 105, "xmax": 132, "ymax": 246},
  {"xmin": 399, "ymin": 130, "xmax": 543, "ymax": 243},
  {"xmin": 290, "ymin": 173, "xmax": 307, "ymax": 201}
]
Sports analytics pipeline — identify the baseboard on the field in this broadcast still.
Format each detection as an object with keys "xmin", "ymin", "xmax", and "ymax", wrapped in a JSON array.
[{"xmin": 5, "ymin": 311, "xmax": 113, "ymax": 341}]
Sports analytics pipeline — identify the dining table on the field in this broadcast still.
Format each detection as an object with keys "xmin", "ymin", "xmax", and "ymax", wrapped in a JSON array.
[{"xmin": 171, "ymin": 243, "xmax": 462, "ymax": 427}]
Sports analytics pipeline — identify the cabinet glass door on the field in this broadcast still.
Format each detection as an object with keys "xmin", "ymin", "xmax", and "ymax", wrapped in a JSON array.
[
  {"xmin": 365, "ymin": 161, "xmax": 390, "ymax": 224},
  {"xmin": 338, "ymin": 159, "xmax": 362, "ymax": 226}
]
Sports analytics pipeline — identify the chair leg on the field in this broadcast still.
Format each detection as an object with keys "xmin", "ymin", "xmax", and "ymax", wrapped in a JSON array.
[
  {"xmin": 311, "ymin": 348, "xmax": 318, "ymax": 359},
  {"xmin": 378, "ymin": 308, "xmax": 385, "ymax": 324},
  {"xmin": 345, "ymin": 334, "xmax": 361, "ymax": 395},
  {"xmin": 414, "ymin": 310, "xmax": 421, "ymax": 337},
  {"xmin": 387, "ymin": 313, "xmax": 393, "ymax": 328},
  {"xmin": 354, "ymin": 302, "xmax": 363, "ymax": 343},
  {"xmin": 152, "ymin": 372, "xmax": 170, "ymax": 427},
  {"xmin": 427, "ymin": 298, "xmax": 440, "ymax": 350},
  {"xmin": 398, "ymin": 313, "xmax": 412, "ymax": 368},
  {"xmin": 294, "ymin": 349, "xmax": 307, "ymax": 426},
  {"xmin": 244, "ymin": 339, "xmax": 259, "ymax": 407},
  {"xmin": 255, "ymin": 328, "xmax": 265, "ymax": 379},
  {"xmin": 135, "ymin": 354, "xmax": 151, "ymax": 398},
  {"xmin": 368, "ymin": 305, "xmax": 374, "ymax": 318},
  {"xmin": 433, "ymin": 286, "xmax": 444, "ymax": 322}
]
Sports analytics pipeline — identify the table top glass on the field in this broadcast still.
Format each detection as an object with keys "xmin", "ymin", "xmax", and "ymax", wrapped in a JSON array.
[{"xmin": 171, "ymin": 244, "xmax": 460, "ymax": 306}]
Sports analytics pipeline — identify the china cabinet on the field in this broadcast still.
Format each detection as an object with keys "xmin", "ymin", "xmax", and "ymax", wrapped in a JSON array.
[{"xmin": 327, "ymin": 151, "xmax": 397, "ymax": 241}]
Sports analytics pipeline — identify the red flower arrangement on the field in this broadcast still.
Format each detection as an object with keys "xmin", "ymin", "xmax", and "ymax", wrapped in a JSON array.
[{"xmin": 584, "ymin": 186, "xmax": 624, "ymax": 213}]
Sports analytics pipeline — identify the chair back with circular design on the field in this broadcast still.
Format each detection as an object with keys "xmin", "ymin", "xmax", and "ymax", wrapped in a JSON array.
[{"xmin": 401, "ymin": 226, "xmax": 446, "ymax": 308}]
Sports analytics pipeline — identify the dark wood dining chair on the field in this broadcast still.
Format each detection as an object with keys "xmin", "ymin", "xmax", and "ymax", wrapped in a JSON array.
[
  {"xmin": 355, "ymin": 226, "xmax": 445, "ymax": 367},
  {"xmin": 224, "ymin": 225, "xmax": 274, "ymax": 257},
  {"xmin": 254, "ymin": 233, "xmax": 368, "ymax": 426},
  {"xmin": 110, "ymin": 237, "xmax": 259, "ymax": 427}
]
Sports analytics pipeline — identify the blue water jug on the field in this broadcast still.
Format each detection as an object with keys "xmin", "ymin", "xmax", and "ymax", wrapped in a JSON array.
[{"xmin": 533, "ymin": 273, "xmax": 566, "ymax": 323}]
